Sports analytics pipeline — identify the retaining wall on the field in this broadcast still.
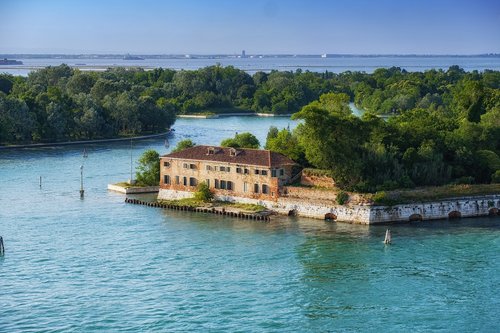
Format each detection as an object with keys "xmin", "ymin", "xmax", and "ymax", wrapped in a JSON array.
[{"xmin": 157, "ymin": 189, "xmax": 500, "ymax": 224}]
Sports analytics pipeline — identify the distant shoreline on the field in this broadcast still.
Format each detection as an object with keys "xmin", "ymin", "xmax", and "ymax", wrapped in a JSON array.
[
  {"xmin": 1, "ymin": 53, "xmax": 499, "ymax": 59},
  {"xmin": 0, "ymin": 131, "xmax": 171, "ymax": 150}
]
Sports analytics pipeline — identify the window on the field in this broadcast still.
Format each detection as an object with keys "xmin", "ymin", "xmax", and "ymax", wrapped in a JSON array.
[
  {"xmin": 226, "ymin": 167, "xmax": 230, "ymax": 172},
  {"xmin": 220, "ymin": 166, "xmax": 226, "ymax": 172},
  {"xmin": 163, "ymin": 161, "xmax": 170, "ymax": 168},
  {"xmin": 244, "ymin": 168, "xmax": 249, "ymax": 174},
  {"xmin": 175, "ymin": 176, "xmax": 180, "ymax": 184},
  {"xmin": 261, "ymin": 170, "xmax": 268, "ymax": 176},
  {"xmin": 236, "ymin": 167, "xmax": 242, "ymax": 174},
  {"xmin": 255, "ymin": 169, "xmax": 260, "ymax": 175},
  {"xmin": 243, "ymin": 182, "xmax": 248, "ymax": 192},
  {"xmin": 254, "ymin": 184, "xmax": 259, "ymax": 193},
  {"xmin": 215, "ymin": 179, "xmax": 220, "ymax": 189},
  {"xmin": 190, "ymin": 164, "xmax": 196, "ymax": 170},
  {"xmin": 183, "ymin": 177, "xmax": 187, "ymax": 186},
  {"xmin": 189, "ymin": 177, "xmax": 197, "ymax": 186},
  {"xmin": 227, "ymin": 181, "xmax": 233, "ymax": 191},
  {"xmin": 206, "ymin": 165, "xmax": 212, "ymax": 171},
  {"xmin": 206, "ymin": 179, "xmax": 210, "ymax": 188},
  {"xmin": 280, "ymin": 169, "xmax": 285, "ymax": 176},
  {"xmin": 220, "ymin": 180, "xmax": 227, "ymax": 190},
  {"xmin": 164, "ymin": 175, "xmax": 170, "ymax": 184},
  {"xmin": 262, "ymin": 184, "xmax": 269, "ymax": 194},
  {"xmin": 207, "ymin": 147, "xmax": 215, "ymax": 155},
  {"xmin": 271, "ymin": 169, "xmax": 277, "ymax": 177},
  {"xmin": 183, "ymin": 163, "xmax": 188, "ymax": 169}
]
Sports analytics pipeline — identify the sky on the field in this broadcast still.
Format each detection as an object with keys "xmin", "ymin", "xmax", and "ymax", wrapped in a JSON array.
[{"xmin": 0, "ymin": 0, "xmax": 499, "ymax": 54}]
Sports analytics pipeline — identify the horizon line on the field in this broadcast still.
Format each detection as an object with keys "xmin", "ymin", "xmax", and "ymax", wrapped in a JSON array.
[{"xmin": 1, "ymin": 53, "xmax": 499, "ymax": 57}]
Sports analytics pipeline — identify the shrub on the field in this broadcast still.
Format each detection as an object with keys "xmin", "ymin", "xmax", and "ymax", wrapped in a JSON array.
[
  {"xmin": 492, "ymin": 170, "xmax": 500, "ymax": 184},
  {"xmin": 171, "ymin": 139, "xmax": 195, "ymax": 153},
  {"xmin": 372, "ymin": 191, "xmax": 398, "ymax": 206},
  {"xmin": 135, "ymin": 149, "xmax": 160, "ymax": 186},
  {"xmin": 194, "ymin": 182, "xmax": 213, "ymax": 202},
  {"xmin": 454, "ymin": 176, "xmax": 475, "ymax": 185},
  {"xmin": 336, "ymin": 191, "xmax": 349, "ymax": 205}
]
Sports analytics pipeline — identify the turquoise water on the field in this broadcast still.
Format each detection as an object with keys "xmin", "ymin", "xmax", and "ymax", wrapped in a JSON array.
[{"xmin": 1, "ymin": 117, "xmax": 499, "ymax": 332}]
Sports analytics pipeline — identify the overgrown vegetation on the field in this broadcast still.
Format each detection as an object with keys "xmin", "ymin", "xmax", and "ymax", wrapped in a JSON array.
[
  {"xmin": 194, "ymin": 182, "xmax": 214, "ymax": 202},
  {"xmin": 2, "ymin": 64, "xmax": 499, "ymax": 193},
  {"xmin": 157, "ymin": 198, "xmax": 266, "ymax": 212},
  {"xmin": 376, "ymin": 184, "xmax": 500, "ymax": 205},
  {"xmin": 135, "ymin": 149, "xmax": 160, "ymax": 186},
  {"xmin": 336, "ymin": 191, "xmax": 349, "ymax": 205},
  {"xmin": 171, "ymin": 139, "xmax": 196, "ymax": 153},
  {"xmin": 220, "ymin": 132, "xmax": 260, "ymax": 148}
]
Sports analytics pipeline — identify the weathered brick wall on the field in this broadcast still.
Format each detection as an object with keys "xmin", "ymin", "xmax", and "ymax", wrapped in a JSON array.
[
  {"xmin": 282, "ymin": 186, "xmax": 338, "ymax": 203},
  {"xmin": 300, "ymin": 174, "xmax": 335, "ymax": 188},
  {"xmin": 160, "ymin": 157, "xmax": 289, "ymax": 201}
]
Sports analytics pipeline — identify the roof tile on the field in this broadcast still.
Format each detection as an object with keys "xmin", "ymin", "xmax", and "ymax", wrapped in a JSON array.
[{"xmin": 163, "ymin": 145, "xmax": 296, "ymax": 168}]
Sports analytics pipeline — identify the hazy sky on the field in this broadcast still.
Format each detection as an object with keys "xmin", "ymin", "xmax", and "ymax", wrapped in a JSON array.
[{"xmin": 1, "ymin": 0, "xmax": 499, "ymax": 54}]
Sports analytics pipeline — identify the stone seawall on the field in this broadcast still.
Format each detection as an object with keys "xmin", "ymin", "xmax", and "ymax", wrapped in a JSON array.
[{"xmin": 157, "ymin": 189, "xmax": 500, "ymax": 224}]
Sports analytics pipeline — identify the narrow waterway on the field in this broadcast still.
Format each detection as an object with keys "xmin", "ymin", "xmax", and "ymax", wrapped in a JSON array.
[{"xmin": 1, "ymin": 116, "xmax": 499, "ymax": 331}]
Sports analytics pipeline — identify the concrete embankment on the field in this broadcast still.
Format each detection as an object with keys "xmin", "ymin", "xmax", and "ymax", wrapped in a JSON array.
[
  {"xmin": 158, "ymin": 189, "xmax": 500, "ymax": 224},
  {"xmin": 108, "ymin": 184, "xmax": 159, "ymax": 194}
]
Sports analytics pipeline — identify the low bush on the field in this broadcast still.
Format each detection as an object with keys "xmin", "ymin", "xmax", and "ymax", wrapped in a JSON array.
[
  {"xmin": 194, "ymin": 182, "xmax": 214, "ymax": 202},
  {"xmin": 336, "ymin": 191, "xmax": 349, "ymax": 205}
]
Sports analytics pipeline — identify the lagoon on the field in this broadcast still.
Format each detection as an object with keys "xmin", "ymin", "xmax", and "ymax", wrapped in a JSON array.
[{"xmin": 1, "ymin": 116, "xmax": 499, "ymax": 331}]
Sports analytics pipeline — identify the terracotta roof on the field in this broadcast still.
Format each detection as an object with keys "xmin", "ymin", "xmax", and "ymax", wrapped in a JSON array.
[{"xmin": 163, "ymin": 145, "xmax": 297, "ymax": 168}]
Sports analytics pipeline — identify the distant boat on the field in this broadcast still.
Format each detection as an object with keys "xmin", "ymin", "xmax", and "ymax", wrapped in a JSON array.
[
  {"xmin": 123, "ymin": 54, "xmax": 144, "ymax": 60},
  {"xmin": 321, "ymin": 54, "xmax": 328, "ymax": 58},
  {"xmin": 0, "ymin": 58, "xmax": 23, "ymax": 65}
]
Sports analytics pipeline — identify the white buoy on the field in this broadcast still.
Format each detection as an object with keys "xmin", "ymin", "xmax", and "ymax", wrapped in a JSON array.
[{"xmin": 384, "ymin": 229, "xmax": 392, "ymax": 244}]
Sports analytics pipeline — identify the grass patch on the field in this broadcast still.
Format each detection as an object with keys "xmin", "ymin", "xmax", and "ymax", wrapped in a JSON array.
[
  {"xmin": 218, "ymin": 202, "xmax": 267, "ymax": 212},
  {"xmin": 373, "ymin": 183, "xmax": 500, "ymax": 205},
  {"xmin": 114, "ymin": 181, "xmax": 150, "ymax": 188},
  {"xmin": 158, "ymin": 198, "xmax": 207, "ymax": 207},
  {"xmin": 302, "ymin": 168, "xmax": 333, "ymax": 178},
  {"xmin": 157, "ymin": 198, "xmax": 267, "ymax": 212}
]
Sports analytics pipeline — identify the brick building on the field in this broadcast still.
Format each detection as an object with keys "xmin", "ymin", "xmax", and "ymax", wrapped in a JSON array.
[{"xmin": 159, "ymin": 145, "xmax": 300, "ymax": 201}]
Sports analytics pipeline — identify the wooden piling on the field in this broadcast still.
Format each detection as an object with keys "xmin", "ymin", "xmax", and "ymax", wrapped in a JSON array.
[{"xmin": 0, "ymin": 236, "xmax": 4, "ymax": 256}]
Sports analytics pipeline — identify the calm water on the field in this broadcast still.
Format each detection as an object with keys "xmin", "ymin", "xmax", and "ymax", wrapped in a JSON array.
[
  {"xmin": 1, "ymin": 56, "xmax": 500, "ymax": 76},
  {"xmin": 1, "ymin": 117, "xmax": 499, "ymax": 332}
]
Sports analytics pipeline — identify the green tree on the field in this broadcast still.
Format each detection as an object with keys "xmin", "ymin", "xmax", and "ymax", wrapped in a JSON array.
[
  {"xmin": 265, "ymin": 127, "xmax": 304, "ymax": 162},
  {"xmin": 194, "ymin": 182, "xmax": 214, "ymax": 202},
  {"xmin": 172, "ymin": 139, "xmax": 196, "ymax": 153},
  {"xmin": 220, "ymin": 132, "xmax": 260, "ymax": 148},
  {"xmin": 135, "ymin": 149, "xmax": 160, "ymax": 186}
]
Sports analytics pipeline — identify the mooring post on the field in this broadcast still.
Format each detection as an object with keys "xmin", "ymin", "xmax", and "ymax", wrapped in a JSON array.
[
  {"xmin": 0, "ymin": 236, "xmax": 4, "ymax": 256},
  {"xmin": 39, "ymin": 176, "xmax": 42, "ymax": 188},
  {"xmin": 79, "ymin": 165, "xmax": 84, "ymax": 199},
  {"xmin": 384, "ymin": 229, "xmax": 392, "ymax": 245}
]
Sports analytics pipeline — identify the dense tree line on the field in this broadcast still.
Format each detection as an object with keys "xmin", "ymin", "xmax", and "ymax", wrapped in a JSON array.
[
  {"xmin": 267, "ymin": 88, "xmax": 499, "ymax": 191},
  {"xmin": 0, "ymin": 65, "xmax": 177, "ymax": 143},
  {"xmin": 1, "ymin": 62, "xmax": 498, "ymax": 187}
]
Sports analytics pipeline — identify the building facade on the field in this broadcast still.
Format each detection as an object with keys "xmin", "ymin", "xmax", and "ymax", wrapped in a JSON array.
[{"xmin": 159, "ymin": 145, "xmax": 300, "ymax": 201}]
